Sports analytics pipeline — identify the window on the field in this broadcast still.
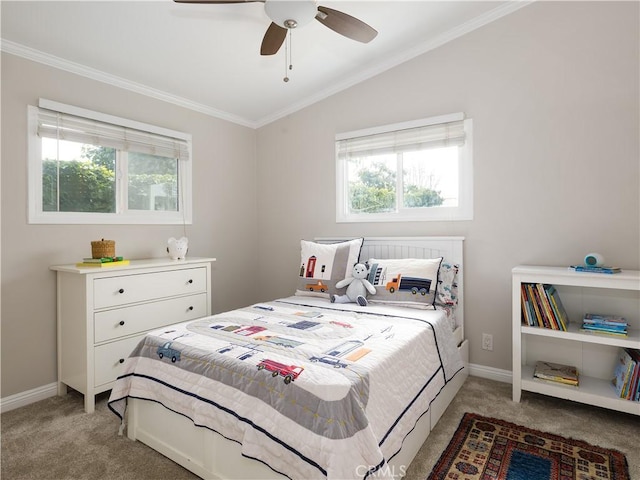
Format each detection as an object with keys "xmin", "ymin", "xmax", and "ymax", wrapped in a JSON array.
[
  {"xmin": 28, "ymin": 99, "xmax": 192, "ymax": 224},
  {"xmin": 336, "ymin": 113, "xmax": 472, "ymax": 222}
]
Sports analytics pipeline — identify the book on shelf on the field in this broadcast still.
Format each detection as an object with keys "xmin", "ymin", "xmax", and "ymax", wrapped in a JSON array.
[
  {"xmin": 581, "ymin": 323, "xmax": 627, "ymax": 333},
  {"xmin": 569, "ymin": 265, "xmax": 622, "ymax": 274},
  {"xmin": 629, "ymin": 350, "xmax": 640, "ymax": 402},
  {"xmin": 520, "ymin": 285, "xmax": 532, "ymax": 326},
  {"xmin": 627, "ymin": 351, "xmax": 640, "ymax": 402},
  {"xmin": 627, "ymin": 349, "xmax": 639, "ymax": 401},
  {"xmin": 76, "ymin": 259, "xmax": 130, "ymax": 268},
  {"xmin": 520, "ymin": 283, "xmax": 568, "ymax": 331},
  {"xmin": 546, "ymin": 285, "xmax": 569, "ymax": 330},
  {"xmin": 579, "ymin": 327, "xmax": 629, "ymax": 338},
  {"xmin": 581, "ymin": 313, "xmax": 628, "ymax": 337},
  {"xmin": 527, "ymin": 283, "xmax": 546, "ymax": 327},
  {"xmin": 612, "ymin": 348, "xmax": 640, "ymax": 401},
  {"xmin": 535, "ymin": 283, "xmax": 558, "ymax": 329},
  {"xmin": 533, "ymin": 360, "xmax": 579, "ymax": 386},
  {"xmin": 583, "ymin": 313, "xmax": 627, "ymax": 326}
]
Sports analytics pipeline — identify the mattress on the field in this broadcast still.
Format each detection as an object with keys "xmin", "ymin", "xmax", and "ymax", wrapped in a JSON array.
[{"xmin": 108, "ymin": 296, "xmax": 464, "ymax": 479}]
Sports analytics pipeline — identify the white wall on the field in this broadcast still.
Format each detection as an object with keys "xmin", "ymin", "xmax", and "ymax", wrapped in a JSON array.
[
  {"xmin": 1, "ymin": 1, "xmax": 638, "ymax": 401},
  {"xmin": 1, "ymin": 53, "xmax": 258, "ymax": 397},
  {"xmin": 255, "ymin": 2, "xmax": 640, "ymax": 373}
]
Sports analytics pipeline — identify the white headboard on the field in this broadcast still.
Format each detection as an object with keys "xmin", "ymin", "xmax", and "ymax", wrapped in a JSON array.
[{"xmin": 316, "ymin": 237, "xmax": 465, "ymax": 338}]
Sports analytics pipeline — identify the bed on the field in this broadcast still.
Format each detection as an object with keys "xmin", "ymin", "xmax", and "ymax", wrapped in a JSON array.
[{"xmin": 108, "ymin": 236, "xmax": 468, "ymax": 479}]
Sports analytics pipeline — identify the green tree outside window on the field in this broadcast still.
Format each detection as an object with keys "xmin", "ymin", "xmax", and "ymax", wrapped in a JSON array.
[{"xmin": 348, "ymin": 161, "xmax": 444, "ymax": 214}]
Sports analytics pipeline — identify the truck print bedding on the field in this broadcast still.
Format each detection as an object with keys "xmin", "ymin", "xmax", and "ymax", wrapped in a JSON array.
[{"xmin": 108, "ymin": 296, "xmax": 464, "ymax": 480}]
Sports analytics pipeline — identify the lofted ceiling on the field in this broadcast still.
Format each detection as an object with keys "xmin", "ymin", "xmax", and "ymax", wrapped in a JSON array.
[{"xmin": 1, "ymin": 1, "xmax": 529, "ymax": 128}]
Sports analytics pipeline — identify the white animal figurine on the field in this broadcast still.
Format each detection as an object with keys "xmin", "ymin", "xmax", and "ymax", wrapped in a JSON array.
[
  {"xmin": 331, "ymin": 263, "xmax": 376, "ymax": 306},
  {"xmin": 167, "ymin": 237, "xmax": 188, "ymax": 260}
]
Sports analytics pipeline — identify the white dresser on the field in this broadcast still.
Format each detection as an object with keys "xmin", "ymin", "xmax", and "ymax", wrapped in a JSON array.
[{"xmin": 50, "ymin": 257, "xmax": 216, "ymax": 413}]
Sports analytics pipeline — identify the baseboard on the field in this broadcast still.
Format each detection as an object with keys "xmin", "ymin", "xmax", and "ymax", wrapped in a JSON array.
[
  {"xmin": 469, "ymin": 363, "xmax": 512, "ymax": 384},
  {"xmin": 0, "ymin": 382, "xmax": 57, "ymax": 413}
]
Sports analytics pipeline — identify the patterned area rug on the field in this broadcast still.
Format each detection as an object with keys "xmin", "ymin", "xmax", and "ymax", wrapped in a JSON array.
[{"xmin": 428, "ymin": 412, "xmax": 630, "ymax": 480}]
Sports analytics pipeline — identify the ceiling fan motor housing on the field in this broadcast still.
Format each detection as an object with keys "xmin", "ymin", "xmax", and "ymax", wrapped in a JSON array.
[{"xmin": 265, "ymin": 0, "xmax": 318, "ymax": 29}]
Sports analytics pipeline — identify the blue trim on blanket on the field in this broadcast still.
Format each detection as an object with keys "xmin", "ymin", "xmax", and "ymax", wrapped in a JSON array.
[
  {"xmin": 282, "ymin": 299, "xmax": 454, "ymax": 446},
  {"xmin": 380, "ymin": 366, "xmax": 442, "ymax": 447},
  {"xmin": 385, "ymin": 365, "xmax": 466, "ymax": 469},
  {"xmin": 108, "ymin": 394, "xmax": 294, "ymax": 480},
  {"xmin": 278, "ymin": 298, "xmax": 463, "ymax": 479},
  {"xmin": 363, "ymin": 457, "xmax": 388, "ymax": 479},
  {"xmin": 364, "ymin": 364, "xmax": 466, "ymax": 479},
  {"xmin": 108, "ymin": 372, "xmax": 327, "ymax": 477},
  {"xmin": 110, "ymin": 300, "xmax": 463, "ymax": 480}
]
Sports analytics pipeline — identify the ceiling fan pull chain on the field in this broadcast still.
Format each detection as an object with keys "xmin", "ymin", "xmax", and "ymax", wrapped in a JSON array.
[
  {"xmin": 282, "ymin": 30, "xmax": 292, "ymax": 83},
  {"xmin": 289, "ymin": 30, "xmax": 293, "ymax": 72}
]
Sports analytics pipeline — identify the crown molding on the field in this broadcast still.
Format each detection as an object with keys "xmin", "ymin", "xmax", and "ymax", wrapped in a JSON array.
[
  {"xmin": 0, "ymin": 39, "xmax": 258, "ymax": 129},
  {"xmin": 2, "ymin": 1, "xmax": 533, "ymax": 130}
]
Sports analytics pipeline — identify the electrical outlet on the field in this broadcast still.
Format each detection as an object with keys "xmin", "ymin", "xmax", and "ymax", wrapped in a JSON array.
[{"xmin": 482, "ymin": 333, "xmax": 493, "ymax": 351}]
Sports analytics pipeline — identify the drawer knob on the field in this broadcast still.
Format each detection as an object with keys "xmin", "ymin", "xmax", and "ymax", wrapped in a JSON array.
[
  {"xmin": 119, "ymin": 358, "xmax": 125, "ymax": 364},
  {"xmin": 188, "ymin": 279, "xmax": 193, "ymax": 284},
  {"xmin": 118, "ymin": 288, "xmax": 125, "ymax": 294},
  {"xmin": 188, "ymin": 306, "xmax": 194, "ymax": 311},
  {"xmin": 119, "ymin": 320, "xmax": 125, "ymax": 326}
]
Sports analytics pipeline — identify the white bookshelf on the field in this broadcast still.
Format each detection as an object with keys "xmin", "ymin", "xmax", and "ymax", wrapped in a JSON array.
[{"xmin": 512, "ymin": 265, "xmax": 640, "ymax": 415}]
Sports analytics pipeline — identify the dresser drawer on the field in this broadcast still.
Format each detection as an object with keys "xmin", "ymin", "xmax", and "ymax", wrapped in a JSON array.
[
  {"xmin": 94, "ymin": 335, "xmax": 144, "ymax": 387},
  {"xmin": 94, "ymin": 267, "xmax": 207, "ymax": 309},
  {"xmin": 94, "ymin": 293, "xmax": 208, "ymax": 343}
]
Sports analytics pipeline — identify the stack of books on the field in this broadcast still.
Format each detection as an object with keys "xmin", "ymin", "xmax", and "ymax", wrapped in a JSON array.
[
  {"xmin": 581, "ymin": 313, "xmax": 628, "ymax": 337},
  {"xmin": 534, "ymin": 360, "xmax": 579, "ymax": 386},
  {"xmin": 520, "ymin": 283, "xmax": 569, "ymax": 330},
  {"xmin": 76, "ymin": 256, "xmax": 130, "ymax": 268},
  {"xmin": 612, "ymin": 348, "xmax": 640, "ymax": 402}
]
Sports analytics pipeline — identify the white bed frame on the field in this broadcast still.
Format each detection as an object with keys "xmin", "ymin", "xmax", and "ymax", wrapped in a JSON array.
[{"xmin": 125, "ymin": 237, "xmax": 469, "ymax": 479}]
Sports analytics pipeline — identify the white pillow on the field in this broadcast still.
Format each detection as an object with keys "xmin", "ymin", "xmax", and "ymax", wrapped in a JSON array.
[
  {"xmin": 366, "ymin": 257, "xmax": 442, "ymax": 309},
  {"xmin": 295, "ymin": 238, "xmax": 363, "ymax": 298}
]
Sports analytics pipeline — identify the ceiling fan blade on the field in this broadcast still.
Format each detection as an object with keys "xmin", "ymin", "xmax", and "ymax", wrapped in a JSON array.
[
  {"xmin": 173, "ymin": 0, "xmax": 264, "ymax": 4},
  {"xmin": 261, "ymin": 22, "xmax": 288, "ymax": 55},
  {"xmin": 316, "ymin": 6, "xmax": 377, "ymax": 43}
]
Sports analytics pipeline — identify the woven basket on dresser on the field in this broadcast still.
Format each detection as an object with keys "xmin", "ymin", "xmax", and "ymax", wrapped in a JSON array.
[{"xmin": 91, "ymin": 239, "xmax": 115, "ymax": 259}]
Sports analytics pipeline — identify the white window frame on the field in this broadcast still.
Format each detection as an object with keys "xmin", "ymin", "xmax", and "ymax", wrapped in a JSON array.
[
  {"xmin": 336, "ymin": 113, "xmax": 473, "ymax": 223},
  {"xmin": 27, "ymin": 99, "xmax": 192, "ymax": 225}
]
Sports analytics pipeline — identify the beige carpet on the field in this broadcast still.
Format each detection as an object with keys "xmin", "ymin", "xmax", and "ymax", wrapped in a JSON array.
[{"xmin": 2, "ymin": 376, "xmax": 638, "ymax": 479}]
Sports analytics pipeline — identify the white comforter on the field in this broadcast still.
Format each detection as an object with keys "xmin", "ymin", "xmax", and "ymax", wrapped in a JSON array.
[{"xmin": 109, "ymin": 296, "xmax": 464, "ymax": 479}]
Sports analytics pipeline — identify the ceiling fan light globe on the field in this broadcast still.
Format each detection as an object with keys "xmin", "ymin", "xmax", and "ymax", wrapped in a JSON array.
[{"xmin": 265, "ymin": 0, "xmax": 317, "ymax": 29}]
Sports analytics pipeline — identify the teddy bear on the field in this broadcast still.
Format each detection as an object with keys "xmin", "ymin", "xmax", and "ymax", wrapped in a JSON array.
[
  {"xmin": 167, "ymin": 237, "xmax": 188, "ymax": 260},
  {"xmin": 330, "ymin": 263, "xmax": 376, "ymax": 306}
]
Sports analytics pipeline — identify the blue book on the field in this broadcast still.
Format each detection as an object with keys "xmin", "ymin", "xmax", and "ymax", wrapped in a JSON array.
[
  {"xmin": 582, "ymin": 324, "xmax": 627, "ymax": 333},
  {"xmin": 626, "ymin": 349, "xmax": 640, "ymax": 401},
  {"xmin": 570, "ymin": 265, "xmax": 621, "ymax": 274},
  {"xmin": 612, "ymin": 349, "xmax": 634, "ymax": 397},
  {"xmin": 583, "ymin": 313, "xmax": 627, "ymax": 326}
]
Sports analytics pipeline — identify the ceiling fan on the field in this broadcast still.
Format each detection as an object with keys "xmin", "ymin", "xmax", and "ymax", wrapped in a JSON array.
[{"xmin": 173, "ymin": 0, "xmax": 378, "ymax": 55}]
